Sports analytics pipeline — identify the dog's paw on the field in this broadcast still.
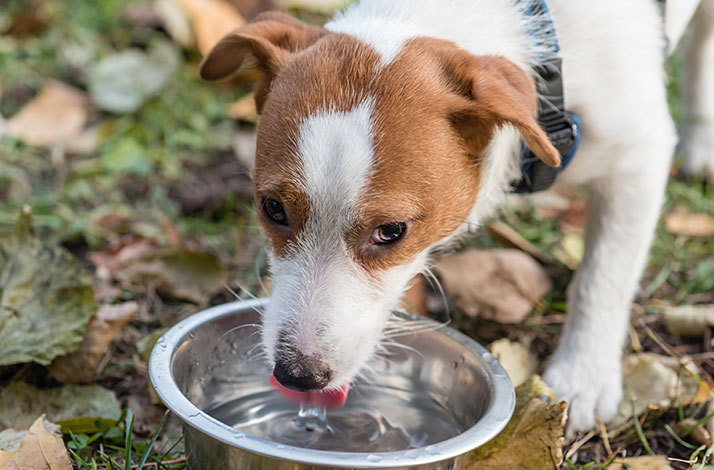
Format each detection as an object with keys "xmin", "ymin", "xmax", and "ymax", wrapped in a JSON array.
[{"xmin": 543, "ymin": 354, "xmax": 623, "ymax": 437}]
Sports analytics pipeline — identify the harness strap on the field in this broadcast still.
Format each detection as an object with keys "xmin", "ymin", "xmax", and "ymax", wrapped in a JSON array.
[{"xmin": 512, "ymin": 0, "xmax": 580, "ymax": 194}]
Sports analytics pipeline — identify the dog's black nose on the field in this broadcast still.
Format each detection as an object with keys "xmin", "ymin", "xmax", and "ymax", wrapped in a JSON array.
[{"xmin": 273, "ymin": 358, "xmax": 332, "ymax": 392}]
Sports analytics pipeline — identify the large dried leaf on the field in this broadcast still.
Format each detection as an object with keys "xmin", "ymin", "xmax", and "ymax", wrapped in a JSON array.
[
  {"xmin": 610, "ymin": 353, "xmax": 711, "ymax": 426},
  {"xmin": 5, "ymin": 81, "xmax": 87, "ymax": 147},
  {"xmin": 435, "ymin": 249, "xmax": 551, "ymax": 323},
  {"xmin": 177, "ymin": 0, "xmax": 245, "ymax": 54},
  {"xmin": 663, "ymin": 304, "xmax": 714, "ymax": 336},
  {"xmin": 665, "ymin": 212, "xmax": 714, "ymax": 237},
  {"xmin": 0, "ymin": 209, "xmax": 96, "ymax": 366},
  {"xmin": 87, "ymin": 40, "xmax": 179, "ymax": 114},
  {"xmin": 0, "ymin": 416, "xmax": 71, "ymax": 470},
  {"xmin": 490, "ymin": 339, "xmax": 537, "ymax": 388},
  {"xmin": 49, "ymin": 302, "xmax": 138, "ymax": 384},
  {"xmin": 118, "ymin": 249, "xmax": 224, "ymax": 303},
  {"xmin": 469, "ymin": 376, "xmax": 567, "ymax": 469},
  {"xmin": 0, "ymin": 382, "xmax": 120, "ymax": 431}
]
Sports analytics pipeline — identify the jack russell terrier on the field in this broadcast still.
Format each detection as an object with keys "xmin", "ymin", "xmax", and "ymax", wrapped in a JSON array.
[{"xmin": 200, "ymin": 0, "xmax": 714, "ymax": 434}]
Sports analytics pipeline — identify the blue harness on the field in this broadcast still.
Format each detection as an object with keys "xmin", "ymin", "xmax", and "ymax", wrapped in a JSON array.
[{"xmin": 513, "ymin": 0, "xmax": 581, "ymax": 193}]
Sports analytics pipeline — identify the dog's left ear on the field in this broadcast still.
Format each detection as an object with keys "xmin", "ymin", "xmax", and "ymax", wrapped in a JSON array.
[
  {"xmin": 439, "ymin": 47, "xmax": 561, "ymax": 167},
  {"xmin": 200, "ymin": 12, "xmax": 326, "ymax": 111}
]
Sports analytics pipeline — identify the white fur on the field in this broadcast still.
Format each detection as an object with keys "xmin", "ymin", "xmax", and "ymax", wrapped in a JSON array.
[
  {"xmin": 262, "ymin": 0, "xmax": 714, "ymax": 433},
  {"xmin": 262, "ymin": 102, "xmax": 427, "ymax": 388}
]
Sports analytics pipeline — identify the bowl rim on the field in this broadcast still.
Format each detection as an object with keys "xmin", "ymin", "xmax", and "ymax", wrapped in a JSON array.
[{"xmin": 149, "ymin": 299, "xmax": 515, "ymax": 468}]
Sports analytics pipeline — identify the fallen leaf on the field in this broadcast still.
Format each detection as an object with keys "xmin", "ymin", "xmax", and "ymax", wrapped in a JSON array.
[
  {"xmin": 277, "ymin": 0, "xmax": 349, "ymax": 14},
  {"xmin": 137, "ymin": 328, "xmax": 168, "ymax": 363},
  {"xmin": 49, "ymin": 302, "xmax": 138, "ymax": 384},
  {"xmin": 0, "ymin": 208, "xmax": 96, "ymax": 366},
  {"xmin": 227, "ymin": 93, "xmax": 258, "ymax": 122},
  {"xmin": 609, "ymin": 456, "xmax": 672, "ymax": 470},
  {"xmin": 486, "ymin": 221, "xmax": 555, "ymax": 266},
  {"xmin": 54, "ymin": 417, "xmax": 118, "ymax": 435},
  {"xmin": 0, "ymin": 429, "xmax": 25, "ymax": 452},
  {"xmin": 676, "ymin": 418, "xmax": 712, "ymax": 447},
  {"xmin": 0, "ymin": 416, "xmax": 72, "ymax": 470},
  {"xmin": 553, "ymin": 233, "xmax": 584, "ymax": 269},
  {"xmin": 89, "ymin": 237, "xmax": 158, "ymax": 280},
  {"xmin": 490, "ymin": 339, "xmax": 537, "ymax": 388},
  {"xmin": 118, "ymin": 249, "xmax": 225, "ymax": 303},
  {"xmin": 5, "ymin": 81, "xmax": 87, "ymax": 147},
  {"xmin": 610, "ymin": 353, "xmax": 711, "ymax": 426},
  {"xmin": 155, "ymin": 0, "xmax": 195, "ymax": 48},
  {"xmin": 87, "ymin": 39, "xmax": 180, "ymax": 114},
  {"xmin": 665, "ymin": 212, "xmax": 714, "ymax": 237},
  {"xmin": 0, "ymin": 382, "xmax": 121, "ymax": 431},
  {"xmin": 663, "ymin": 304, "xmax": 714, "ymax": 336},
  {"xmin": 469, "ymin": 375, "xmax": 567, "ymax": 469},
  {"xmin": 435, "ymin": 249, "xmax": 551, "ymax": 323},
  {"xmin": 177, "ymin": 0, "xmax": 245, "ymax": 54}
]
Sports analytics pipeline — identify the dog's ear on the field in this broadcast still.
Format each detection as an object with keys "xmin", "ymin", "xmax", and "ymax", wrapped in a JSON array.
[
  {"xmin": 200, "ymin": 12, "xmax": 326, "ymax": 111},
  {"xmin": 440, "ymin": 49, "xmax": 561, "ymax": 167}
]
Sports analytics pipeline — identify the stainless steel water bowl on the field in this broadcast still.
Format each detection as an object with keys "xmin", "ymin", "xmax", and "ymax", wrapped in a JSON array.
[{"xmin": 149, "ymin": 299, "xmax": 515, "ymax": 469}]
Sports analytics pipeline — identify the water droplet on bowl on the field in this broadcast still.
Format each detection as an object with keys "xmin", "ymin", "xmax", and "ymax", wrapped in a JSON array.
[
  {"xmin": 160, "ymin": 343, "xmax": 167, "ymax": 349},
  {"xmin": 195, "ymin": 360, "xmax": 200, "ymax": 366},
  {"xmin": 459, "ymin": 355, "xmax": 465, "ymax": 364},
  {"xmin": 277, "ymin": 444, "xmax": 286, "ymax": 450},
  {"xmin": 404, "ymin": 449, "xmax": 418, "ymax": 459},
  {"xmin": 189, "ymin": 332, "xmax": 195, "ymax": 338},
  {"xmin": 425, "ymin": 445, "xmax": 439, "ymax": 455},
  {"xmin": 366, "ymin": 454, "xmax": 381, "ymax": 462}
]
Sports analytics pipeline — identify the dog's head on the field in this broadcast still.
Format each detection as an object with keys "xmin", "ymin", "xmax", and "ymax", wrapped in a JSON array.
[{"xmin": 201, "ymin": 12, "xmax": 559, "ymax": 392}]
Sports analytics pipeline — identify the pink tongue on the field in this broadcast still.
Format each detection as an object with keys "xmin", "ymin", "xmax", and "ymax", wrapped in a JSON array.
[{"xmin": 269, "ymin": 375, "xmax": 350, "ymax": 408}]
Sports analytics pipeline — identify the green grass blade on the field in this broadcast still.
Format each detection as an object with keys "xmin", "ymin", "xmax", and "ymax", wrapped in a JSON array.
[
  {"xmin": 124, "ymin": 409, "xmax": 135, "ymax": 470},
  {"xmin": 136, "ymin": 410, "xmax": 169, "ymax": 470},
  {"xmin": 664, "ymin": 423, "xmax": 698, "ymax": 450},
  {"xmin": 631, "ymin": 401, "xmax": 655, "ymax": 456}
]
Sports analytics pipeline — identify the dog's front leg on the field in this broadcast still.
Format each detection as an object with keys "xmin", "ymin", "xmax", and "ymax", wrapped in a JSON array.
[{"xmin": 543, "ymin": 168, "xmax": 670, "ymax": 435}]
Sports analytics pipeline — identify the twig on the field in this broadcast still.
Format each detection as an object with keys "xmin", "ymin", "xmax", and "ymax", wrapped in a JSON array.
[{"xmin": 595, "ymin": 417, "xmax": 612, "ymax": 457}]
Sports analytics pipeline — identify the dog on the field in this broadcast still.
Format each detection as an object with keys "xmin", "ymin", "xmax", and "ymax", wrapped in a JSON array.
[{"xmin": 200, "ymin": 0, "xmax": 714, "ymax": 434}]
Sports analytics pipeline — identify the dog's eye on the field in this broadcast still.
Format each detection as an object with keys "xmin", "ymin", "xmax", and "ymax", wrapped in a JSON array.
[
  {"xmin": 263, "ymin": 198, "xmax": 288, "ymax": 226},
  {"xmin": 370, "ymin": 222, "xmax": 406, "ymax": 245}
]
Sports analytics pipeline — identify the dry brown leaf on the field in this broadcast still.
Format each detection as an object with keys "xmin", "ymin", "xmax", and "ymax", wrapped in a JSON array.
[
  {"xmin": 6, "ymin": 81, "xmax": 87, "ymax": 147},
  {"xmin": 177, "ymin": 0, "xmax": 245, "ymax": 54},
  {"xmin": 469, "ymin": 375, "xmax": 567, "ymax": 469},
  {"xmin": 0, "ymin": 416, "xmax": 72, "ymax": 470},
  {"xmin": 663, "ymin": 304, "xmax": 714, "ymax": 336},
  {"xmin": 676, "ymin": 418, "xmax": 712, "ymax": 447},
  {"xmin": 435, "ymin": 249, "xmax": 551, "ymax": 323},
  {"xmin": 49, "ymin": 302, "xmax": 138, "ymax": 384},
  {"xmin": 490, "ymin": 339, "xmax": 537, "ymax": 388},
  {"xmin": 665, "ymin": 212, "xmax": 714, "ymax": 237},
  {"xmin": 609, "ymin": 456, "xmax": 672, "ymax": 470},
  {"xmin": 486, "ymin": 221, "xmax": 554, "ymax": 266},
  {"xmin": 227, "ymin": 93, "xmax": 258, "ymax": 122}
]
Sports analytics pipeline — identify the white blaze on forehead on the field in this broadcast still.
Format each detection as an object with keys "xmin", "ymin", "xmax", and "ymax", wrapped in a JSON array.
[
  {"xmin": 326, "ymin": 19, "xmax": 418, "ymax": 65},
  {"xmin": 296, "ymin": 100, "xmax": 375, "ymax": 223}
]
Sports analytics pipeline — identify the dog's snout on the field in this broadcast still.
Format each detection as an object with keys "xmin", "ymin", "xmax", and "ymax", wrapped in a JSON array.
[{"xmin": 273, "ymin": 354, "xmax": 333, "ymax": 392}]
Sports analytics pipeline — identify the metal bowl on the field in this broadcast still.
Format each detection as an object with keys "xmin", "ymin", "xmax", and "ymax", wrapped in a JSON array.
[{"xmin": 149, "ymin": 299, "xmax": 514, "ymax": 469}]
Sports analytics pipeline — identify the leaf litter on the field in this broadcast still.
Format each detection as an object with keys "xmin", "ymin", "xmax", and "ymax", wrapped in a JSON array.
[{"xmin": 0, "ymin": 416, "xmax": 72, "ymax": 470}]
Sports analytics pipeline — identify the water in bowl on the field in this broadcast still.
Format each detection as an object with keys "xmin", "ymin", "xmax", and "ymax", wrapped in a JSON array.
[{"xmin": 206, "ymin": 383, "xmax": 463, "ymax": 452}]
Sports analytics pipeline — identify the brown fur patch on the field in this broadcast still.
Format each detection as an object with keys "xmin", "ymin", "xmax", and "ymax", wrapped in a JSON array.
[{"xmin": 203, "ymin": 19, "xmax": 558, "ymax": 272}]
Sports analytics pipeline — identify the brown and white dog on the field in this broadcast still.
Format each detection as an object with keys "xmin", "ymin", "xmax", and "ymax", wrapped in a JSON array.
[{"xmin": 201, "ymin": 0, "xmax": 714, "ymax": 434}]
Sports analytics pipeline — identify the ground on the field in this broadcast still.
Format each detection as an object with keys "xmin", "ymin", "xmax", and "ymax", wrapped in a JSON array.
[{"xmin": 0, "ymin": 0, "xmax": 713, "ymax": 469}]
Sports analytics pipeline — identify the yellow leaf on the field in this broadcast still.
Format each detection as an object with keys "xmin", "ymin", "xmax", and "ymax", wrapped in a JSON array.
[
  {"xmin": 469, "ymin": 376, "xmax": 567, "ymax": 469},
  {"xmin": 0, "ymin": 416, "xmax": 72, "ymax": 470},
  {"xmin": 490, "ymin": 339, "xmax": 537, "ymax": 388}
]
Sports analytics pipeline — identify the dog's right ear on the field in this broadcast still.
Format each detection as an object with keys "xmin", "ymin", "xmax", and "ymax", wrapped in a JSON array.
[{"xmin": 200, "ymin": 12, "xmax": 326, "ymax": 111}]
